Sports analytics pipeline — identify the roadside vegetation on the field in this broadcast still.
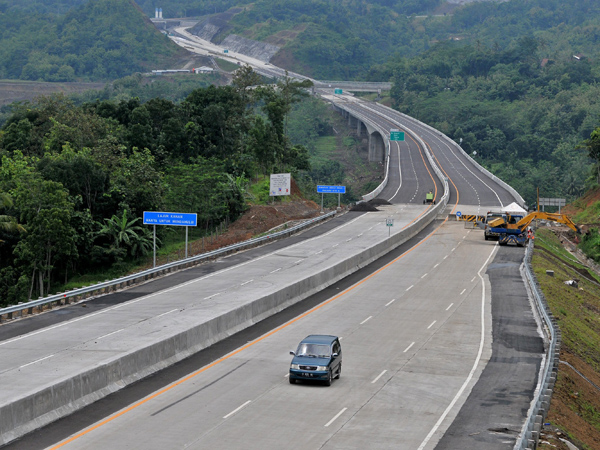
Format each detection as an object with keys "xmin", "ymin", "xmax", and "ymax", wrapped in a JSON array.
[
  {"xmin": 0, "ymin": 0, "xmax": 183, "ymax": 82},
  {"xmin": 532, "ymin": 228, "xmax": 600, "ymax": 449},
  {"xmin": 0, "ymin": 69, "xmax": 318, "ymax": 306},
  {"xmin": 0, "ymin": 66, "xmax": 380, "ymax": 306}
]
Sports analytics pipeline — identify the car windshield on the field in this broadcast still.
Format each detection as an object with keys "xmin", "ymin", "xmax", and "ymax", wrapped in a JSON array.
[{"xmin": 296, "ymin": 343, "xmax": 331, "ymax": 357}]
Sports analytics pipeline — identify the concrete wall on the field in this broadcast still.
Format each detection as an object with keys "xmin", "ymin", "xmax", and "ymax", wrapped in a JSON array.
[
  {"xmin": 0, "ymin": 206, "xmax": 440, "ymax": 446},
  {"xmin": 220, "ymin": 35, "xmax": 280, "ymax": 62}
]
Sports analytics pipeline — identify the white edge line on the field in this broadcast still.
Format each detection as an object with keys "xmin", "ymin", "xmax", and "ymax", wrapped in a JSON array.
[
  {"xmin": 325, "ymin": 407, "xmax": 348, "ymax": 427},
  {"xmin": 417, "ymin": 245, "xmax": 497, "ymax": 450},
  {"xmin": 19, "ymin": 354, "xmax": 54, "ymax": 369},
  {"xmin": 403, "ymin": 342, "xmax": 415, "ymax": 353},
  {"xmin": 223, "ymin": 400, "xmax": 251, "ymax": 419},
  {"xmin": 371, "ymin": 370, "xmax": 387, "ymax": 384}
]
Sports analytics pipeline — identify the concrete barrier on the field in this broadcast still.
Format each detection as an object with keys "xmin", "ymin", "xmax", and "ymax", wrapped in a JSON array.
[{"xmin": 0, "ymin": 204, "xmax": 441, "ymax": 446}]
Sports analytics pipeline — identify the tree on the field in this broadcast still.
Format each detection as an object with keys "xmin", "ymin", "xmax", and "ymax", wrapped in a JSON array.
[
  {"xmin": 231, "ymin": 65, "xmax": 262, "ymax": 106},
  {"xmin": 95, "ymin": 209, "xmax": 152, "ymax": 261},
  {"xmin": 12, "ymin": 174, "xmax": 76, "ymax": 299},
  {"xmin": 582, "ymin": 127, "xmax": 600, "ymax": 184},
  {"xmin": 0, "ymin": 191, "xmax": 25, "ymax": 242}
]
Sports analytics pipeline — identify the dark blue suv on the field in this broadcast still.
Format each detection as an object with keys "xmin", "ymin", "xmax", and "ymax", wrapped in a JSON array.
[{"xmin": 289, "ymin": 335, "xmax": 342, "ymax": 386}]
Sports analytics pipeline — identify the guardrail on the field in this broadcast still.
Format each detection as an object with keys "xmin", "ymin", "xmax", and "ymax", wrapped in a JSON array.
[
  {"xmin": 514, "ymin": 240, "xmax": 560, "ymax": 449},
  {"xmin": 314, "ymin": 81, "xmax": 392, "ymax": 90},
  {"xmin": 0, "ymin": 211, "xmax": 337, "ymax": 322},
  {"xmin": 372, "ymin": 103, "xmax": 526, "ymax": 207}
]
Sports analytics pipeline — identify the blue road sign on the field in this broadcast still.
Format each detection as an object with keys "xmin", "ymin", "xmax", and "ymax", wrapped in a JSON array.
[
  {"xmin": 317, "ymin": 185, "xmax": 346, "ymax": 194},
  {"xmin": 143, "ymin": 212, "xmax": 197, "ymax": 227},
  {"xmin": 456, "ymin": 211, "xmax": 462, "ymax": 218}
]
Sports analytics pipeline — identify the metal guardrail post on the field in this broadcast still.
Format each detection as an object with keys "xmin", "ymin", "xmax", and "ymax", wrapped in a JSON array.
[
  {"xmin": 514, "ymin": 240, "xmax": 559, "ymax": 449},
  {"xmin": 0, "ymin": 211, "xmax": 337, "ymax": 320}
]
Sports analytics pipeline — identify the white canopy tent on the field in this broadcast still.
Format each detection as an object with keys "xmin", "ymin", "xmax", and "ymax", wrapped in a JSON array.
[{"xmin": 502, "ymin": 202, "xmax": 527, "ymax": 215}]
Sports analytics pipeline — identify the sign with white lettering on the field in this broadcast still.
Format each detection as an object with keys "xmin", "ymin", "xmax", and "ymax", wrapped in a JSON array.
[
  {"xmin": 317, "ymin": 185, "xmax": 346, "ymax": 194},
  {"xmin": 143, "ymin": 212, "xmax": 197, "ymax": 227}
]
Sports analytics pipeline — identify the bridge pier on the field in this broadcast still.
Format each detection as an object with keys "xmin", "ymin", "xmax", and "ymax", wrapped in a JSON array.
[{"xmin": 369, "ymin": 132, "xmax": 385, "ymax": 163}]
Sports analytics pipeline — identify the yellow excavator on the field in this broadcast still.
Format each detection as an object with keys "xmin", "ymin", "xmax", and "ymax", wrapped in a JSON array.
[{"xmin": 487, "ymin": 211, "xmax": 580, "ymax": 246}]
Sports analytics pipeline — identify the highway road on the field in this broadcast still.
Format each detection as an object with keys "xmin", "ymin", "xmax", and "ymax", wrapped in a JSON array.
[
  {"xmin": 324, "ymin": 95, "xmax": 518, "ymax": 210},
  {"xmin": 37, "ymin": 221, "xmax": 494, "ymax": 450},
  {"xmin": 0, "ymin": 29, "xmax": 543, "ymax": 450}
]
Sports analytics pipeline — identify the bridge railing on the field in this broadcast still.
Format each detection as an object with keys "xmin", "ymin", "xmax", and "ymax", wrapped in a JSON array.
[
  {"xmin": 514, "ymin": 240, "xmax": 560, "ymax": 449},
  {"xmin": 0, "ymin": 211, "xmax": 337, "ymax": 322},
  {"xmin": 373, "ymin": 103, "xmax": 526, "ymax": 207}
]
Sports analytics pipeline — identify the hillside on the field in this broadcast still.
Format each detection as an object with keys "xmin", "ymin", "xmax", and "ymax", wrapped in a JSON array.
[
  {"xmin": 0, "ymin": 0, "xmax": 185, "ymax": 82},
  {"xmin": 532, "ymin": 228, "xmax": 600, "ymax": 449}
]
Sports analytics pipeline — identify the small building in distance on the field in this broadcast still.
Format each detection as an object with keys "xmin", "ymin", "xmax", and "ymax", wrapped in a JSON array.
[{"xmin": 193, "ymin": 66, "xmax": 214, "ymax": 74}]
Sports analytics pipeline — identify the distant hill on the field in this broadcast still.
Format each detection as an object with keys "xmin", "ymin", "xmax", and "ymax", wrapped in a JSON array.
[{"xmin": 0, "ymin": 0, "xmax": 184, "ymax": 82}]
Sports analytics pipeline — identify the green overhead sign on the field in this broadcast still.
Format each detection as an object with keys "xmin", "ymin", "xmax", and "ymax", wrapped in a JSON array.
[
  {"xmin": 334, "ymin": 88, "xmax": 343, "ymax": 94},
  {"xmin": 390, "ymin": 129, "xmax": 405, "ymax": 141}
]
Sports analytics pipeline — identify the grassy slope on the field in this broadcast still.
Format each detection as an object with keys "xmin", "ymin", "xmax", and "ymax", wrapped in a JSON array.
[{"xmin": 533, "ymin": 228, "xmax": 600, "ymax": 449}]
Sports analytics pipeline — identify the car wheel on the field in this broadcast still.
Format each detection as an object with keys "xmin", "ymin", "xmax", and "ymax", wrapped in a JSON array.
[
  {"xmin": 289, "ymin": 377, "xmax": 296, "ymax": 384},
  {"xmin": 484, "ymin": 234, "xmax": 489, "ymax": 240},
  {"xmin": 335, "ymin": 364, "xmax": 341, "ymax": 379},
  {"xmin": 324, "ymin": 370, "xmax": 332, "ymax": 386}
]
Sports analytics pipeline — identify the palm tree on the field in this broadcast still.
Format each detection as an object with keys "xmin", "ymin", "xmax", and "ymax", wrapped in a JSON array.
[
  {"xmin": 0, "ymin": 192, "xmax": 25, "ymax": 242},
  {"xmin": 96, "ymin": 210, "xmax": 155, "ymax": 259}
]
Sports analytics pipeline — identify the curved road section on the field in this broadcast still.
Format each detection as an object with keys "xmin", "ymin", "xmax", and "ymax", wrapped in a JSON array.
[{"xmin": 1, "ymin": 54, "xmax": 541, "ymax": 450}]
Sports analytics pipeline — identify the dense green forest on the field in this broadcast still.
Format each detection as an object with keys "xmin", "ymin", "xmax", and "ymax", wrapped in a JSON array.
[
  {"xmin": 374, "ymin": 0, "xmax": 600, "ymax": 206},
  {"xmin": 2, "ymin": 0, "xmax": 600, "ymax": 299},
  {"xmin": 0, "ymin": 0, "xmax": 182, "ymax": 82},
  {"xmin": 0, "ymin": 71, "xmax": 322, "ymax": 306}
]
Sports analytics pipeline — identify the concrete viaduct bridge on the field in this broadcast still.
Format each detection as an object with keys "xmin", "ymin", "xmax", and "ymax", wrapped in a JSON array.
[{"xmin": 333, "ymin": 102, "xmax": 388, "ymax": 164}]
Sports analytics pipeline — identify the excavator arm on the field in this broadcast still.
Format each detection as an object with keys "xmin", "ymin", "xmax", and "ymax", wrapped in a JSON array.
[{"xmin": 515, "ymin": 211, "xmax": 581, "ymax": 233}]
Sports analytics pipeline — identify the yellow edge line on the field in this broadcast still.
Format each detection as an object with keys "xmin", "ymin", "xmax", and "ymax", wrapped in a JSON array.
[
  {"xmin": 53, "ymin": 115, "xmax": 463, "ymax": 449},
  {"xmin": 51, "ymin": 216, "xmax": 451, "ymax": 449}
]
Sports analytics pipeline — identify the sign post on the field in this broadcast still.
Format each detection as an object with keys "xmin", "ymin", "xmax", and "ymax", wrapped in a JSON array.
[
  {"xmin": 317, "ymin": 185, "xmax": 346, "ymax": 212},
  {"xmin": 386, "ymin": 217, "xmax": 394, "ymax": 236},
  {"xmin": 143, "ymin": 212, "xmax": 198, "ymax": 267}
]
